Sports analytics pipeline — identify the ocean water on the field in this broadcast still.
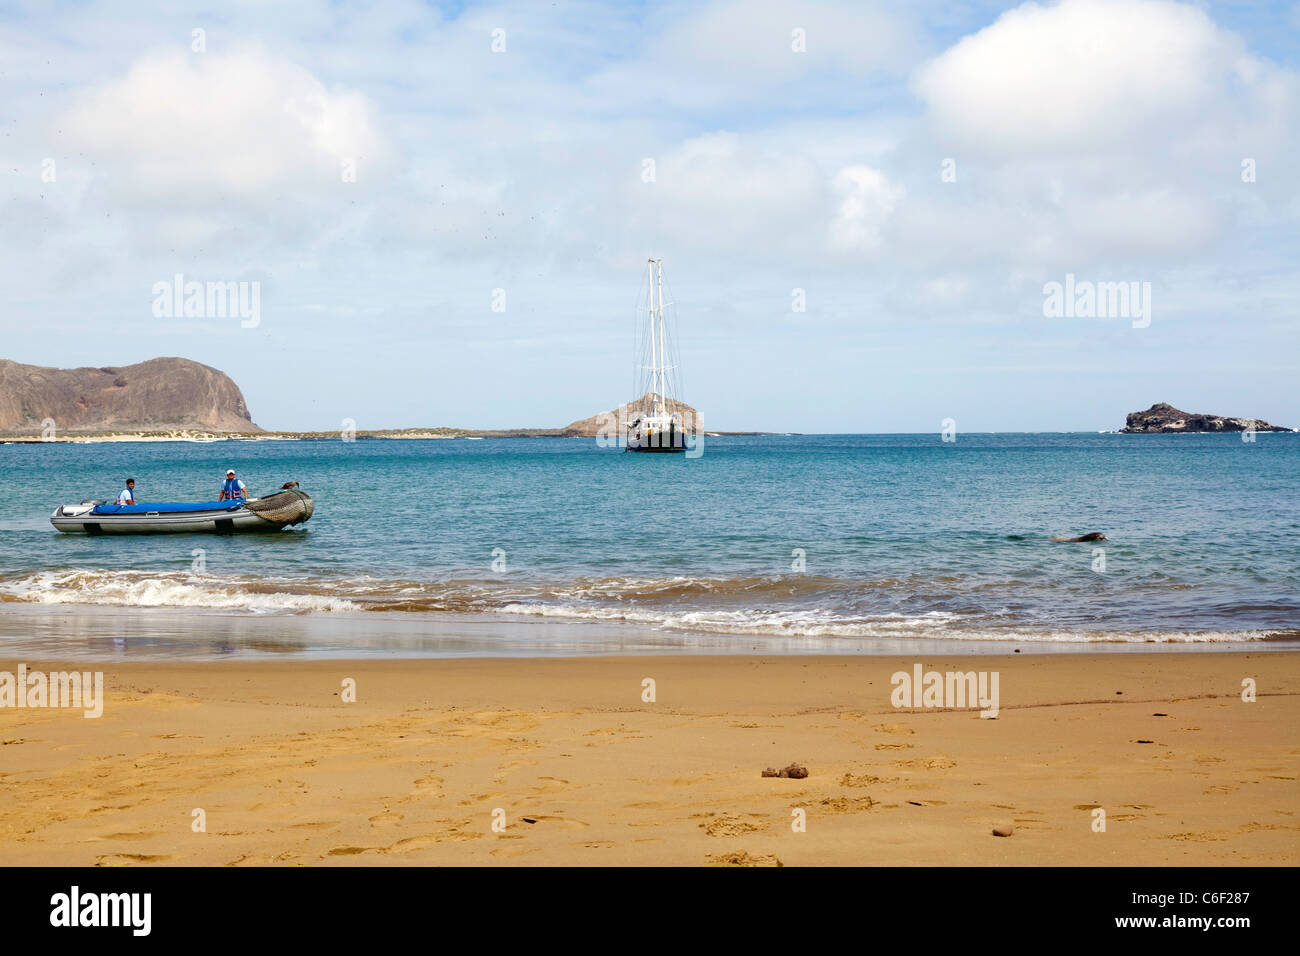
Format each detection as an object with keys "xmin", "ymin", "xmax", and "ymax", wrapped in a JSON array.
[{"xmin": 1, "ymin": 433, "xmax": 1298, "ymax": 654}]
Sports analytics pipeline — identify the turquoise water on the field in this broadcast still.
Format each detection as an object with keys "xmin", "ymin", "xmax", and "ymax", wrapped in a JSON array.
[{"xmin": 1, "ymin": 434, "xmax": 1298, "ymax": 646}]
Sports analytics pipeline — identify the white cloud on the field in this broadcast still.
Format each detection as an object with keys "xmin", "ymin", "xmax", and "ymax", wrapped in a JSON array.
[
  {"xmin": 63, "ymin": 47, "xmax": 390, "ymax": 197},
  {"xmin": 900, "ymin": 0, "xmax": 1300, "ymax": 270},
  {"xmin": 914, "ymin": 0, "xmax": 1240, "ymax": 154},
  {"xmin": 829, "ymin": 164, "xmax": 903, "ymax": 253}
]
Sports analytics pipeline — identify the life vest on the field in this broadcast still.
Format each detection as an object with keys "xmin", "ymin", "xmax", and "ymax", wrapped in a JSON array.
[{"xmin": 221, "ymin": 478, "xmax": 247, "ymax": 500}]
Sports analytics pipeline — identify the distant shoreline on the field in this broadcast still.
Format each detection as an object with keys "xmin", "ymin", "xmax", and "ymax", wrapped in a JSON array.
[{"xmin": 0, "ymin": 427, "xmax": 782, "ymax": 443}]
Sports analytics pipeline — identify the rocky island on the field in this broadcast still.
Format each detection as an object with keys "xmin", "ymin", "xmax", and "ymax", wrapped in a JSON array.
[
  {"xmin": 1120, "ymin": 402, "xmax": 1291, "ymax": 434},
  {"xmin": 0, "ymin": 357, "xmax": 258, "ymax": 437},
  {"xmin": 561, "ymin": 392, "xmax": 702, "ymax": 437}
]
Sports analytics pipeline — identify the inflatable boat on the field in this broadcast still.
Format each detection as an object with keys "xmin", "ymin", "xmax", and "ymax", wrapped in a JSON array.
[{"xmin": 50, "ymin": 487, "xmax": 314, "ymax": 534}]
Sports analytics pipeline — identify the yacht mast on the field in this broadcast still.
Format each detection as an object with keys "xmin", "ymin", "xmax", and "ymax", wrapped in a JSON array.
[
  {"xmin": 654, "ymin": 259, "xmax": 666, "ymax": 419},
  {"xmin": 646, "ymin": 258, "xmax": 658, "ymax": 419}
]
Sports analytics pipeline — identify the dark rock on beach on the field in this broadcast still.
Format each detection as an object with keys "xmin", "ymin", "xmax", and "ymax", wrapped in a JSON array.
[{"xmin": 762, "ymin": 763, "xmax": 808, "ymax": 779}]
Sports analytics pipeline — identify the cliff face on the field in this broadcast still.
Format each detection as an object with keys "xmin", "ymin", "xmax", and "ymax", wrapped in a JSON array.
[
  {"xmin": 1121, "ymin": 402, "xmax": 1290, "ymax": 433},
  {"xmin": 563, "ymin": 392, "xmax": 702, "ymax": 437},
  {"xmin": 0, "ymin": 357, "xmax": 258, "ymax": 433}
]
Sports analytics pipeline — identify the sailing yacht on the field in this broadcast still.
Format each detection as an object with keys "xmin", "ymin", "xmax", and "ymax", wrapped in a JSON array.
[{"xmin": 626, "ymin": 258, "xmax": 691, "ymax": 453}]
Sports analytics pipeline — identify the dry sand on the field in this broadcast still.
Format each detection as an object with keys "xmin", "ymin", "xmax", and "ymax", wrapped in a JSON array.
[{"xmin": 1, "ymin": 652, "xmax": 1296, "ymax": 866}]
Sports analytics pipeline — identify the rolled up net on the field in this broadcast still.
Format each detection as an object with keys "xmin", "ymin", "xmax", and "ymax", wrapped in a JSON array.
[{"xmin": 244, "ymin": 489, "xmax": 314, "ymax": 525}]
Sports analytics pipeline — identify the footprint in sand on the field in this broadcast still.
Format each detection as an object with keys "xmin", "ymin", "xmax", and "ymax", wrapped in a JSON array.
[
  {"xmin": 875, "ymin": 743, "xmax": 913, "ymax": 751},
  {"xmin": 874, "ymin": 723, "xmax": 915, "ymax": 735},
  {"xmin": 840, "ymin": 772, "xmax": 898, "ymax": 787},
  {"xmin": 442, "ymin": 829, "xmax": 484, "ymax": 842},
  {"xmin": 821, "ymin": 796, "xmax": 876, "ymax": 813},
  {"xmin": 707, "ymin": 851, "xmax": 782, "ymax": 867},
  {"xmin": 227, "ymin": 852, "xmax": 296, "ymax": 866},
  {"xmin": 1011, "ymin": 815, "xmax": 1049, "ymax": 828},
  {"xmin": 381, "ymin": 835, "xmax": 442, "ymax": 853},
  {"xmin": 518, "ymin": 815, "xmax": 587, "ymax": 830},
  {"xmin": 701, "ymin": 815, "xmax": 767, "ymax": 837},
  {"xmin": 896, "ymin": 755, "xmax": 957, "ymax": 770},
  {"xmin": 528, "ymin": 777, "xmax": 570, "ymax": 794},
  {"xmin": 1240, "ymin": 822, "xmax": 1298, "ymax": 832},
  {"xmin": 490, "ymin": 846, "xmax": 540, "ymax": 858},
  {"xmin": 94, "ymin": 853, "xmax": 175, "ymax": 865},
  {"xmin": 444, "ymin": 711, "xmax": 541, "ymax": 737},
  {"xmin": 411, "ymin": 774, "xmax": 444, "ymax": 796},
  {"xmin": 493, "ymin": 759, "xmax": 539, "ymax": 783}
]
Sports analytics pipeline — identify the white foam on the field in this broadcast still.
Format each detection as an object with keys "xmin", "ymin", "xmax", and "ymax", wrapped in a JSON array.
[
  {"xmin": 494, "ymin": 601, "xmax": 1278, "ymax": 642},
  {"xmin": 8, "ymin": 570, "xmax": 359, "ymax": 614}
]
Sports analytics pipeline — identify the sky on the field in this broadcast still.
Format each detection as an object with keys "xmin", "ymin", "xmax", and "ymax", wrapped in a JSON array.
[{"xmin": 1, "ymin": 0, "xmax": 1297, "ymax": 432}]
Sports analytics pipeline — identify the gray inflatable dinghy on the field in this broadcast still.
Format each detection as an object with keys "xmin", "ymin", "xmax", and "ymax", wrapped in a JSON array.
[{"xmin": 51, "ymin": 487, "xmax": 314, "ymax": 534}]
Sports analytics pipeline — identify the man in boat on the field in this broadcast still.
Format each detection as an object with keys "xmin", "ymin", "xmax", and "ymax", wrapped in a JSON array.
[
  {"xmin": 219, "ymin": 469, "xmax": 248, "ymax": 502},
  {"xmin": 116, "ymin": 479, "xmax": 136, "ymax": 505}
]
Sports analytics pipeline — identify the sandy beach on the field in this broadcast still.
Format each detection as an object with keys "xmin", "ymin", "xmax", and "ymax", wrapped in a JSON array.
[{"xmin": 1, "ymin": 651, "xmax": 1296, "ymax": 866}]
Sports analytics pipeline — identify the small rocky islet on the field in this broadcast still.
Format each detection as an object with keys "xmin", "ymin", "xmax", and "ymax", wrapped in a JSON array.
[{"xmin": 1119, "ymin": 402, "xmax": 1291, "ymax": 434}]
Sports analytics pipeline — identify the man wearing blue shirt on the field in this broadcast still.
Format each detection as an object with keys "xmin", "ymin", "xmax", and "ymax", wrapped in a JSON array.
[
  {"xmin": 116, "ymin": 478, "xmax": 136, "ymax": 505},
  {"xmin": 219, "ymin": 469, "xmax": 247, "ymax": 502}
]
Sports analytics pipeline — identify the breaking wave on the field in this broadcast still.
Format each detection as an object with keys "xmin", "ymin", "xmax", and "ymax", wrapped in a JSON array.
[
  {"xmin": 0, "ymin": 569, "xmax": 1292, "ymax": 642},
  {"xmin": 6, "ymin": 570, "xmax": 361, "ymax": 614}
]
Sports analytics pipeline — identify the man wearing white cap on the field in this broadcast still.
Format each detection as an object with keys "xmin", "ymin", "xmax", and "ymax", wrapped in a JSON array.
[{"xmin": 218, "ymin": 469, "xmax": 247, "ymax": 502}]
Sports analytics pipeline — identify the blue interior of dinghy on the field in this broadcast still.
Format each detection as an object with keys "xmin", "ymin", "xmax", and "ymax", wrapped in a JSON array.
[{"xmin": 91, "ymin": 501, "xmax": 244, "ymax": 515}]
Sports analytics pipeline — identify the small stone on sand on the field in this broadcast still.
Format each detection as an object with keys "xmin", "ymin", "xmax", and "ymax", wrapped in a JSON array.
[{"xmin": 992, "ymin": 824, "xmax": 1014, "ymax": 837}]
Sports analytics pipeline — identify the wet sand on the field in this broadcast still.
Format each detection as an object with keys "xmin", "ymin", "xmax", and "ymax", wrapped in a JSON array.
[{"xmin": 1, "ymin": 652, "xmax": 1296, "ymax": 866}]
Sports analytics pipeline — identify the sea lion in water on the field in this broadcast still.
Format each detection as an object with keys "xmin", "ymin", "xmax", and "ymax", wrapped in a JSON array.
[{"xmin": 1051, "ymin": 532, "xmax": 1106, "ymax": 542}]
